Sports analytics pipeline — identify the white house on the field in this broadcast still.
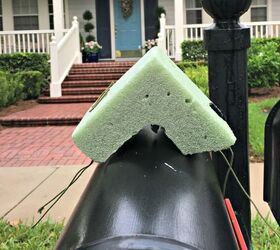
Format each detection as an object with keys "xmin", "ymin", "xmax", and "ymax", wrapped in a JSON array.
[
  {"xmin": 0, "ymin": 0, "xmax": 279, "ymax": 60},
  {"xmin": 0, "ymin": 0, "xmax": 279, "ymax": 97}
]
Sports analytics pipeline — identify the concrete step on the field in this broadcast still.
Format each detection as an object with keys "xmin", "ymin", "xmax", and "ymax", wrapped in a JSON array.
[
  {"xmin": 65, "ymin": 73, "xmax": 122, "ymax": 81},
  {"xmin": 38, "ymin": 95, "xmax": 98, "ymax": 104},
  {"xmin": 45, "ymin": 87, "xmax": 107, "ymax": 96}
]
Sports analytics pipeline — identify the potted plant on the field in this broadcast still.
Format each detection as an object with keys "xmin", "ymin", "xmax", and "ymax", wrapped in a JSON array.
[
  {"xmin": 83, "ymin": 10, "xmax": 95, "ymax": 42},
  {"xmin": 82, "ymin": 41, "xmax": 102, "ymax": 63},
  {"xmin": 142, "ymin": 39, "xmax": 158, "ymax": 53}
]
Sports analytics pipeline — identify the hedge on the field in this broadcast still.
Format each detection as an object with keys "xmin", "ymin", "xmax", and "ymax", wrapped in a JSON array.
[
  {"xmin": 181, "ymin": 38, "xmax": 280, "ymax": 88},
  {"xmin": 0, "ymin": 71, "xmax": 23, "ymax": 107},
  {"xmin": 0, "ymin": 53, "xmax": 50, "ymax": 90},
  {"xmin": 0, "ymin": 70, "xmax": 43, "ymax": 107},
  {"xmin": 248, "ymin": 40, "xmax": 280, "ymax": 88},
  {"xmin": 181, "ymin": 40, "xmax": 206, "ymax": 61},
  {"xmin": 181, "ymin": 38, "xmax": 280, "ymax": 63},
  {"xmin": 15, "ymin": 71, "xmax": 44, "ymax": 100}
]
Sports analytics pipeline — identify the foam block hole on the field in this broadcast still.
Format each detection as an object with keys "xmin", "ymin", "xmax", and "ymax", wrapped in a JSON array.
[
  {"xmin": 167, "ymin": 92, "xmax": 170, "ymax": 96},
  {"xmin": 151, "ymin": 124, "xmax": 160, "ymax": 134},
  {"xmin": 185, "ymin": 98, "xmax": 191, "ymax": 103}
]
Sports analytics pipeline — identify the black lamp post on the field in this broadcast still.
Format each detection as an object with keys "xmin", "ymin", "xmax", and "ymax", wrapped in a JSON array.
[{"xmin": 202, "ymin": 0, "xmax": 252, "ymax": 236}]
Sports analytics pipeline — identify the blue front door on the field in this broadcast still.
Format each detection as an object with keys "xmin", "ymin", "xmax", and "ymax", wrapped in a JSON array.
[{"xmin": 114, "ymin": 0, "xmax": 141, "ymax": 58}]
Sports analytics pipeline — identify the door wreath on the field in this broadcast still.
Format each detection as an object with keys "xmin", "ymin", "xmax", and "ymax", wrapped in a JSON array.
[{"xmin": 121, "ymin": 0, "xmax": 133, "ymax": 19}]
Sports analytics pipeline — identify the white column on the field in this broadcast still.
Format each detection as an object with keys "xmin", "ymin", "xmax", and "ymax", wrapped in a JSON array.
[
  {"xmin": 53, "ymin": 0, "xmax": 65, "ymax": 41},
  {"xmin": 174, "ymin": 0, "xmax": 184, "ymax": 61},
  {"xmin": 50, "ymin": 36, "xmax": 62, "ymax": 97}
]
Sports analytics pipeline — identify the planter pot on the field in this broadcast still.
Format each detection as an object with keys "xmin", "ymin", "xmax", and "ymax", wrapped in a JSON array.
[{"xmin": 83, "ymin": 52, "xmax": 99, "ymax": 63}]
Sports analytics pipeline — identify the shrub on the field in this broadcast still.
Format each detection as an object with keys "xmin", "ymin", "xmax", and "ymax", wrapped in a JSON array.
[
  {"xmin": 181, "ymin": 40, "xmax": 207, "ymax": 61},
  {"xmin": 0, "ymin": 72, "xmax": 9, "ymax": 107},
  {"xmin": 0, "ymin": 53, "xmax": 50, "ymax": 90},
  {"xmin": 184, "ymin": 66, "xmax": 209, "ymax": 96},
  {"xmin": 248, "ymin": 40, "xmax": 280, "ymax": 88},
  {"xmin": 177, "ymin": 60, "xmax": 207, "ymax": 71},
  {"xmin": 83, "ymin": 10, "xmax": 95, "ymax": 42},
  {"xmin": 0, "ymin": 71, "xmax": 23, "ymax": 107},
  {"xmin": 15, "ymin": 71, "xmax": 44, "ymax": 100},
  {"xmin": 180, "ymin": 38, "xmax": 280, "ymax": 88},
  {"xmin": 252, "ymin": 38, "xmax": 280, "ymax": 50}
]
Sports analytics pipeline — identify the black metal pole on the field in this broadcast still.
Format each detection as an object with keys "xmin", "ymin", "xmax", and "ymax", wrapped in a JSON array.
[{"xmin": 202, "ymin": 0, "xmax": 252, "ymax": 236}]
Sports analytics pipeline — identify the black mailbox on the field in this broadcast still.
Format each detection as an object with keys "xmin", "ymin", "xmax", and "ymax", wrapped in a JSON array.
[
  {"xmin": 55, "ymin": 126, "xmax": 239, "ymax": 250},
  {"xmin": 264, "ymin": 100, "xmax": 280, "ymax": 225}
]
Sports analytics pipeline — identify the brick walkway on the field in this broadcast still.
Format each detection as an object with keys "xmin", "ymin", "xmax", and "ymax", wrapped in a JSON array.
[
  {"xmin": 0, "ymin": 126, "xmax": 91, "ymax": 167},
  {"xmin": 0, "ymin": 103, "xmax": 90, "ymax": 126}
]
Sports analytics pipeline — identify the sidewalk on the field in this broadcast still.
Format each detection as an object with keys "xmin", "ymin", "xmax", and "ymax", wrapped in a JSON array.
[{"xmin": 0, "ymin": 162, "xmax": 274, "ymax": 225}]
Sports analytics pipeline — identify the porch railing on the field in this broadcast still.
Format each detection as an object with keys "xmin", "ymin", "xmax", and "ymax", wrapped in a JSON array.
[
  {"xmin": 183, "ymin": 21, "xmax": 280, "ymax": 41},
  {"xmin": 50, "ymin": 16, "xmax": 81, "ymax": 97},
  {"xmin": 160, "ymin": 20, "xmax": 280, "ymax": 59},
  {"xmin": 0, "ymin": 30, "xmax": 55, "ymax": 54},
  {"xmin": 247, "ymin": 21, "xmax": 280, "ymax": 38}
]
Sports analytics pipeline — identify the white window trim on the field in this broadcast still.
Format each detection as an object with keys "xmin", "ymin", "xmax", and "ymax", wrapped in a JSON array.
[
  {"xmin": 13, "ymin": 0, "xmax": 39, "ymax": 30},
  {"xmin": 13, "ymin": 14, "xmax": 38, "ymax": 17},
  {"xmin": 251, "ymin": 1, "xmax": 268, "ymax": 22},
  {"xmin": 185, "ymin": 0, "xmax": 203, "ymax": 24}
]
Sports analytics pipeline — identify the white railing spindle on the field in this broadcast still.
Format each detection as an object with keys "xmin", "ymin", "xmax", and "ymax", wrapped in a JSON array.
[{"xmin": 50, "ymin": 16, "xmax": 81, "ymax": 97}]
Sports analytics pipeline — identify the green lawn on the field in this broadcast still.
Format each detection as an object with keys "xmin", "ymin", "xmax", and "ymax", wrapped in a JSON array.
[
  {"xmin": 0, "ymin": 217, "xmax": 279, "ymax": 249},
  {"xmin": 252, "ymin": 216, "xmax": 280, "ymax": 250},
  {"xmin": 0, "ymin": 220, "xmax": 63, "ymax": 250},
  {"xmin": 249, "ymin": 98, "xmax": 279, "ymax": 158}
]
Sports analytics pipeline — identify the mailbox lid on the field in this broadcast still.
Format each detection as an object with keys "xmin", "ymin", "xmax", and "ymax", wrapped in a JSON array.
[{"xmin": 56, "ymin": 126, "xmax": 238, "ymax": 250}]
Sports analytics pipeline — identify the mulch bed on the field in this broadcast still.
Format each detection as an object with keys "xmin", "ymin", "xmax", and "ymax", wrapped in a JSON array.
[
  {"xmin": 0, "ymin": 100, "xmax": 38, "ymax": 117},
  {"xmin": 249, "ymin": 86, "xmax": 280, "ymax": 102},
  {"xmin": 0, "ymin": 100, "xmax": 38, "ymax": 131}
]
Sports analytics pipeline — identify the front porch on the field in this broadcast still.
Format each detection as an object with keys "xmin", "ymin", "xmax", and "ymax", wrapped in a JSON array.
[{"xmin": 0, "ymin": 0, "xmax": 279, "ymax": 97}]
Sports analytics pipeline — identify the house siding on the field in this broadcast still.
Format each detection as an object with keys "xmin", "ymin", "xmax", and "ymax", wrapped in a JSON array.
[
  {"xmin": 1, "ymin": 0, "xmax": 50, "ymax": 31},
  {"xmin": 271, "ymin": 0, "xmax": 280, "ymax": 21},
  {"xmin": 2, "ymin": 0, "xmax": 13, "ymax": 30},
  {"xmin": 68, "ymin": 0, "xmax": 96, "ymax": 39},
  {"xmin": 38, "ymin": 0, "xmax": 50, "ymax": 30}
]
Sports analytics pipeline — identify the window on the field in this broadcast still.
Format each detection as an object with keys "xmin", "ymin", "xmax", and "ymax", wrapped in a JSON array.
[
  {"xmin": 251, "ymin": 0, "xmax": 267, "ymax": 22},
  {"xmin": 0, "ymin": 0, "xmax": 3, "ymax": 31},
  {"xmin": 48, "ymin": 0, "xmax": 54, "ymax": 29},
  {"xmin": 186, "ymin": 0, "xmax": 202, "ymax": 24},
  {"xmin": 13, "ymin": 0, "xmax": 39, "ymax": 30}
]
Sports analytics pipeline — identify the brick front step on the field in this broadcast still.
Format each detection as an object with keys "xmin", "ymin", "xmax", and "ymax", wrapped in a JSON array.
[
  {"xmin": 72, "ymin": 62, "xmax": 135, "ymax": 69},
  {"xmin": 70, "ymin": 67, "xmax": 129, "ymax": 75},
  {"xmin": 0, "ymin": 117, "xmax": 81, "ymax": 126},
  {"xmin": 38, "ymin": 95, "xmax": 98, "ymax": 104},
  {"xmin": 0, "ymin": 103, "xmax": 89, "ymax": 127},
  {"xmin": 62, "ymin": 80, "xmax": 114, "ymax": 88},
  {"xmin": 66, "ymin": 73, "xmax": 122, "ymax": 81},
  {"xmin": 45, "ymin": 87, "xmax": 107, "ymax": 96}
]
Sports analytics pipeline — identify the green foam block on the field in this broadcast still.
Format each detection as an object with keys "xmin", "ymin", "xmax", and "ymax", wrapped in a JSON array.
[{"xmin": 72, "ymin": 47, "xmax": 236, "ymax": 162}]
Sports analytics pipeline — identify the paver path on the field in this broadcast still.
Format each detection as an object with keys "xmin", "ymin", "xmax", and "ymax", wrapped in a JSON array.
[
  {"xmin": 0, "ymin": 126, "xmax": 91, "ymax": 167},
  {"xmin": 0, "ymin": 103, "xmax": 90, "ymax": 126}
]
